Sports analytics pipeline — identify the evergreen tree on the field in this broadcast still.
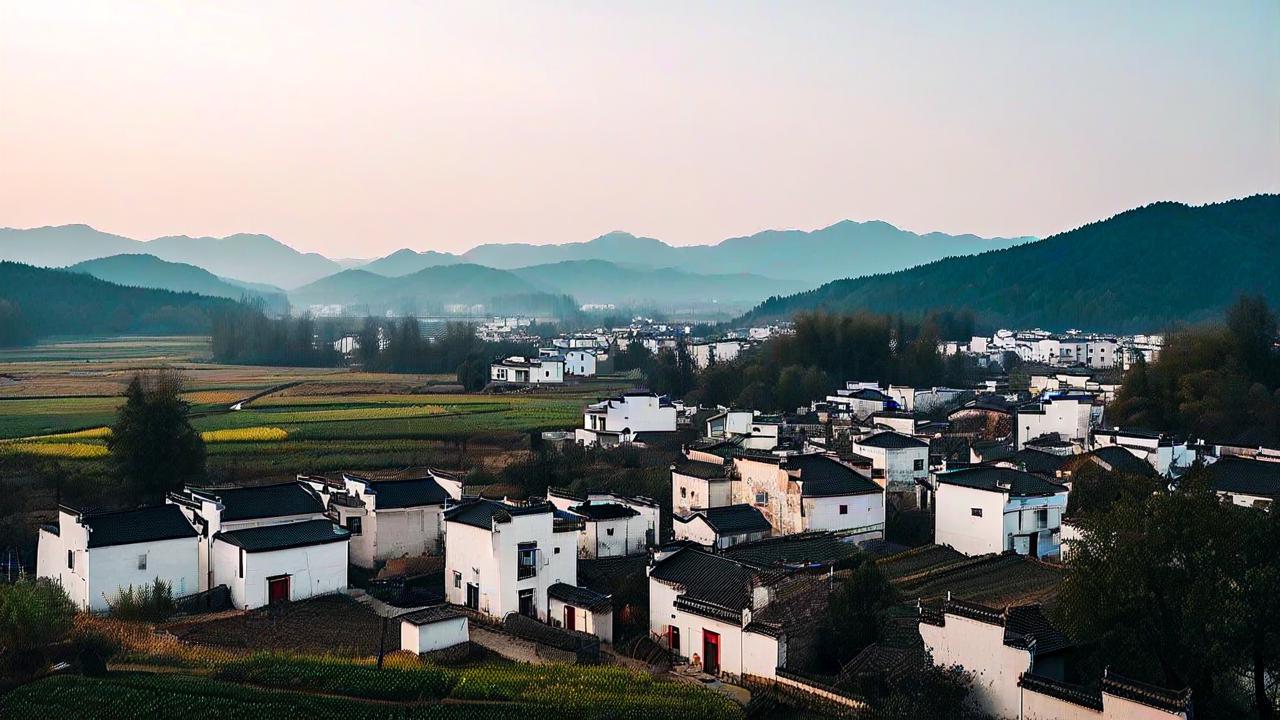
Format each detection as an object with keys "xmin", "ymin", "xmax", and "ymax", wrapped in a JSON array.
[{"xmin": 108, "ymin": 371, "xmax": 205, "ymax": 504}]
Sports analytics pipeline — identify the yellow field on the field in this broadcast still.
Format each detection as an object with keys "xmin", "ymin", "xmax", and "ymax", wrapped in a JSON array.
[{"xmin": 201, "ymin": 427, "xmax": 289, "ymax": 443}]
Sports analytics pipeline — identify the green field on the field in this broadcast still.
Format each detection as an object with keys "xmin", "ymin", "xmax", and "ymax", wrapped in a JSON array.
[
  {"xmin": 0, "ymin": 335, "xmax": 623, "ymax": 476},
  {"xmin": 0, "ymin": 659, "xmax": 743, "ymax": 720}
]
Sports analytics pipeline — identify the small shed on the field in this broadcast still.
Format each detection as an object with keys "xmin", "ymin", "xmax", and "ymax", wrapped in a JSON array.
[
  {"xmin": 400, "ymin": 605, "xmax": 469, "ymax": 654},
  {"xmin": 548, "ymin": 582, "xmax": 614, "ymax": 643}
]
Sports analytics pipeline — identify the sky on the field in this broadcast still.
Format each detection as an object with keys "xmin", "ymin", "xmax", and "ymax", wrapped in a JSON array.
[{"xmin": 1, "ymin": 1, "xmax": 1277, "ymax": 258}]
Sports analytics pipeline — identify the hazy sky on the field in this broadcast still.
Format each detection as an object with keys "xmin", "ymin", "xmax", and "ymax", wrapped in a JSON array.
[{"xmin": 1, "ymin": 1, "xmax": 1276, "ymax": 257}]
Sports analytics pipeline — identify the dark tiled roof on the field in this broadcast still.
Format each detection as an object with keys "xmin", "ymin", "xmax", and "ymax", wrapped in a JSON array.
[
  {"xmin": 1202, "ymin": 456, "xmax": 1280, "ymax": 498},
  {"xmin": 1101, "ymin": 671, "xmax": 1193, "ymax": 713},
  {"xmin": 548, "ymin": 582, "xmax": 612, "ymax": 612},
  {"xmin": 723, "ymin": 532, "xmax": 856, "ymax": 568},
  {"xmin": 1019, "ymin": 673, "xmax": 1104, "ymax": 711},
  {"xmin": 686, "ymin": 504, "xmax": 772, "ymax": 536},
  {"xmin": 998, "ymin": 448, "xmax": 1071, "ymax": 476},
  {"xmin": 937, "ymin": 466, "xmax": 1067, "ymax": 497},
  {"xmin": 1003, "ymin": 604, "xmax": 1071, "ymax": 654},
  {"xmin": 849, "ymin": 388, "xmax": 891, "ymax": 401},
  {"xmin": 444, "ymin": 498, "xmax": 551, "ymax": 530},
  {"xmin": 857, "ymin": 431, "xmax": 928, "ymax": 450},
  {"xmin": 650, "ymin": 547, "xmax": 757, "ymax": 614},
  {"xmin": 365, "ymin": 477, "xmax": 451, "ymax": 508},
  {"xmin": 571, "ymin": 502, "xmax": 639, "ymax": 520},
  {"xmin": 196, "ymin": 483, "xmax": 323, "ymax": 522},
  {"xmin": 401, "ymin": 605, "xmax": 467, "ymax": 625},
  {"xmin": 1079, "ymin": 446, "xmax": 1154, "ymax": 476},
  {"xmin": 672, "ymin": 460, "xmax": 730, "ymax": 480},
  {"xmin": 82, "ymin": 505, "xmax": 197, "ymax": 549},
  {"xmin": 783, "ymin": 454, "xmax": 882, "ymax": 497},
  {"xmin": 215, "ymin": 519, "xmax": 349, "ymax": 553}
]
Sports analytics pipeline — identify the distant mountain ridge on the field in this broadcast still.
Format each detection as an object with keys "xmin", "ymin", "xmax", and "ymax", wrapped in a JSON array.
[
  {"xmin": 66, "ymin": 254, "xmax": 288, "ymax": 312},
  {"xmin": 739, "ymin": 195, "xmax": 1280, "ymax": 333},
  {"xmin": 0, "ymin": 225, "xmax": 341, "ymax": 288},
  {"xmin": 0, "ymin": 220, "xmax": 1031, "ymax": 293}
]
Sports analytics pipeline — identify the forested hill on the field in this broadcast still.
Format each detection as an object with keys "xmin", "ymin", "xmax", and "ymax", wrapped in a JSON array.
[
  {"xmin": 740, "ymin": 195, "xmax": 1280, "ymax": 333},
  {"xmin": 0, "ymin": 261, "xmax": 233, "ymax": 347}
]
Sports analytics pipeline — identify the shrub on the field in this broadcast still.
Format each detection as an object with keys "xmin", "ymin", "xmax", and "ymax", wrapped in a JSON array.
[
  {"xmin": 0, "ymin": 577, "xmax": 75, "ymax": 679},
  {"xmin": 107, "ymin": 579, "xmax": 175, "ymax": 623}
]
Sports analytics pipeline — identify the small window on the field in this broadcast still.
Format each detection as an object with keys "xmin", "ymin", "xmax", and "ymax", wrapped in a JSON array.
[
  {"xmin": 680, "ymin": 487, "xmax": 687, "ymax": 498},
  {"xmin": 137, "ymin": 554, "xmax": 147, "ymax": 570},
  {"xmin": 347, "ymin": 517, "xmax": 362, "ymax": 535},
  {"xmin": 554, "ymin": 547, "xmax": 561, "ymax": 554},
  {"xmin": 1035, "ymin": 508, "xmax": 1049, "ymax": 529},
  {"xmin": 67, "ymin": 550, "xmax": 74, "ymax": 570},
  {"xmin": 971, "ymin": 508, "xmax": 983, "ymax": 517},
  {"xmin": 839, "ymin": 505, "xmax": 848, "ymax": 515},
  {"xmin": 755, "ymin": 491, "xmax": 768, "ymax": 504},
  {"xmin": 913, "ymin": 459, "xmax": 925, "ymax": 471},
  {"xmin": 517, "ymin": 542, "xmax": 538, "ymax": 580},
  {"xmin": 453, "ymin": 571, "xmax": 462, "ymax": 588},
  {"xmin": 606, "ymin": 528, "xmax": 615, "ymax": 536}
]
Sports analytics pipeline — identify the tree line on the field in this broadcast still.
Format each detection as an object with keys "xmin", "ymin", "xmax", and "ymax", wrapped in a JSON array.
[
  {"xmin": 1110, "ymin": 295, "xmax": 1280, "ymax": 446},
  {"xmin": 629, "ymin": 311, "xmax": 978, "ymax": 411}
]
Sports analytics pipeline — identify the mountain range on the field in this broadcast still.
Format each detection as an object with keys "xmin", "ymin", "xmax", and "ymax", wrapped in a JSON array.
[
  {"xmin": 740, "ymin": 195, "xmax": 1280, "ymax": 333},
  {"xmin": 0, "ymin": 221, "xmax": 1031, "ymax": 299},
  {"xmin": 66, "ymin": 254, "xmax": 288, "ymax": 312}
]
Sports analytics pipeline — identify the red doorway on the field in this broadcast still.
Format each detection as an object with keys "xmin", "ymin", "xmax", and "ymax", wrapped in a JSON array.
[
  {"xmin": 703, "ymin": 630, "xmax": 720, "ymax": 675},
  {"xmin": 564, "ymin": 606, "xmax": 576, "ymax": 631},
  {"xmin": 668, "ymin": 626, "xmax": 680, "ymax": 655},
  {"xmin": 267, "ymin": 575, "xmax": 290, "ymax": 605}
]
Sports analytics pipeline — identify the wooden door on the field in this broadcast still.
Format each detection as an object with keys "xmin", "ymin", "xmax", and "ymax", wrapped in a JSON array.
[
  {"xmin": 703, "ymin": 630, "xmax": 720, "ymax": 675},
  {"xmin": 466, "ymin": 583, "xmax": 479, "ymax": 610},
  {"xmin": 668, "ymin": 626, "xmax": 680, "ymax": 655},
  {"xmin": 267, "ymin": 575, "xmax": 290, "ymax": 605},
  {"xmin": 564, "ymin": 606, "xmax": 576, "ymax": 631}
]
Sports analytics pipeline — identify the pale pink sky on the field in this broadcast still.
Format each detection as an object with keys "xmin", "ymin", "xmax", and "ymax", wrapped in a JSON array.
[{"xmin": 1, "ymin": 1, "xmax": 1277, "ymax": 257}]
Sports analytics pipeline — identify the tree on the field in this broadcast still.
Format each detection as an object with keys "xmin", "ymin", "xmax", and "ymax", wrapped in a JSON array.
[
  {"xmin": 108, "ymin": 371, "xmax": 205, "ymax": 503},
  {"xmin": 1055, "ymin": 471, "xmax": 1276, "ymax": 718},
  {"xmin": 0, "ymin": 578, "xmax": 75, "ymax": 679},
  {"xmin": 816, "ymin": 560, "xmax": 901, "ymax": 668}
]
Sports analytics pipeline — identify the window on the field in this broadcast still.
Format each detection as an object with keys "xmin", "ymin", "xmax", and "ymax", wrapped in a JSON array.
[
  {"xmin": 347, "ymin": 517, "xmax": 362, "ymax": 535},
  {"xmin": 839, "ymin": 505, "xmax": 848, "ymax": 515},
  {"xmin": 518, "ymin": 588, "xmax": 537, "ymax": 618},
  {"xmin": 680, "ymin": 487, "xmax": 687, "ymax": 498},
  {"xmin": 755, "ymin": 491, "xmax": 768, "ymax": 504},
  {"xmin": 137, "ymin": 553, "xmax": 147, "ymax": 570},
  {"xmin": 1035, "ymin": 508, "xmax": 1049, "ymax": 529},
  {"xmin": 453, "ymin": 571, "xmax": 462, "ymax": 589},
  {"xmin": 971, "ymin": 508, "xmax": 983, "ymax": 517},
  {"xmin": 606, "ymin": 528, "xmax": 615, "ymax": 536},
  {"xmin": 67, "ymin": 550, "xmax": 74, "ymax": 570},
  {"xmin": 913, "ymin": 459, "xmax": 925, "ymax": 471},
  {"xmin": 517, "ymin": 542, "xmax": 538, "ymax": 580},
  {"xmin": 554, "ymin": 547, "xmax": 561, "ymax": 554},
  {"xmin": 238, "ymin": 549, "xmax": 245, "ymax": 579}
]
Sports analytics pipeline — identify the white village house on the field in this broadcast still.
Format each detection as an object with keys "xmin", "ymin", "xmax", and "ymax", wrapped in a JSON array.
[
  {"xmin": 168, "ymin": 482, "xmax": 350, "ymax": 608},
  {"xmin": 729, "ymin": 452, "xmax": 886, "ymax": 539},
  {"xmin": 37, "ymin": 505, "xmax": 199, "ymax": 612},
  {"xmin": 546, "ymin": 488, "xmax": 660, "ymax": 558},
  {"xmin": 575, "ymin": 390, "xmax": 677, "ymax": 446},
  {"xmin": 442, "ymin": 497, "xmax": 613, "ymax": 639},
  {"xmin": 490, "ymin": 356, "xmax": 565, "ymax": 385},
  {"xmin": 671, "ymin": 457, "xmax": 734, "ymax": 516},
  {"xmin": 1090, "ymin": 427, "xmax": 1195, "ymax": 477},
  {"xmin": 1015, "ymin": 394, "xmax": 1102, "ymax": 451},
  {"xmin": 851, "ymin": 431, "xmax": 930, "ymax": 491},
  {"xmin": 673, "ymin": 504, "xmax": 772, "ymax": 550},
  {"xmin": 301, "ymin": 471, "xmax": 460, "ymax": 569},
  {"xmin": 933, "ymin": 467, "xmax": 1068, "ymax": 558},
  {"xmin": 648, "ymin": 546, "xmax": 786, "ymax": 680}
]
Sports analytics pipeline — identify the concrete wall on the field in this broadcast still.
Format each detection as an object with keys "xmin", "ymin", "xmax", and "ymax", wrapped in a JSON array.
[
  {"xmin": 920, "ymin": 613, "xmax": 1031, "ymax": 720},
  {"xmin": 935, "ymin": 483, "xmax": 1005, "ymax": 556},
  {"xmin": 445, "ymin": 512, "xmax": 576, "ymax": 621},
  {"xmin": 802, "ymin": 493, "xmax": 884, "ymax": 535},
  {"xmin": 213, "ymin": 539, "xmax": 348, "ymax": 610},
  {"xmin": 401, "ymin": 617, "xmax": 469, "ymax": 654},
  {"xmin": 672, "ymin": 472, "xmax": 731, "ymax": 516}
]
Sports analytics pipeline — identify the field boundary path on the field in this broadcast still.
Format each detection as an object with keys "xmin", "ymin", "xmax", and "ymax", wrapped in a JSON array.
[{"xmin": 227, "ymin": 381, "xmax": 305, "ymax": 411}]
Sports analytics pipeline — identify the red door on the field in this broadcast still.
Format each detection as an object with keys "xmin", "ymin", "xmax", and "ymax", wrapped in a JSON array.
[
  {"xmin": 703, "ymin": 630, "xmax": 720, "ymax": 675},
  {"xmin": 267, "ymin": 575, "xmax": 290, "ymax": 604},
  {"xmin": 668, "ymin": 626, "xmax": 680, "ymax": 655},
  {"xmin": 564, "ymin": 606, "xmax": 576, "ymax": 631}
]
